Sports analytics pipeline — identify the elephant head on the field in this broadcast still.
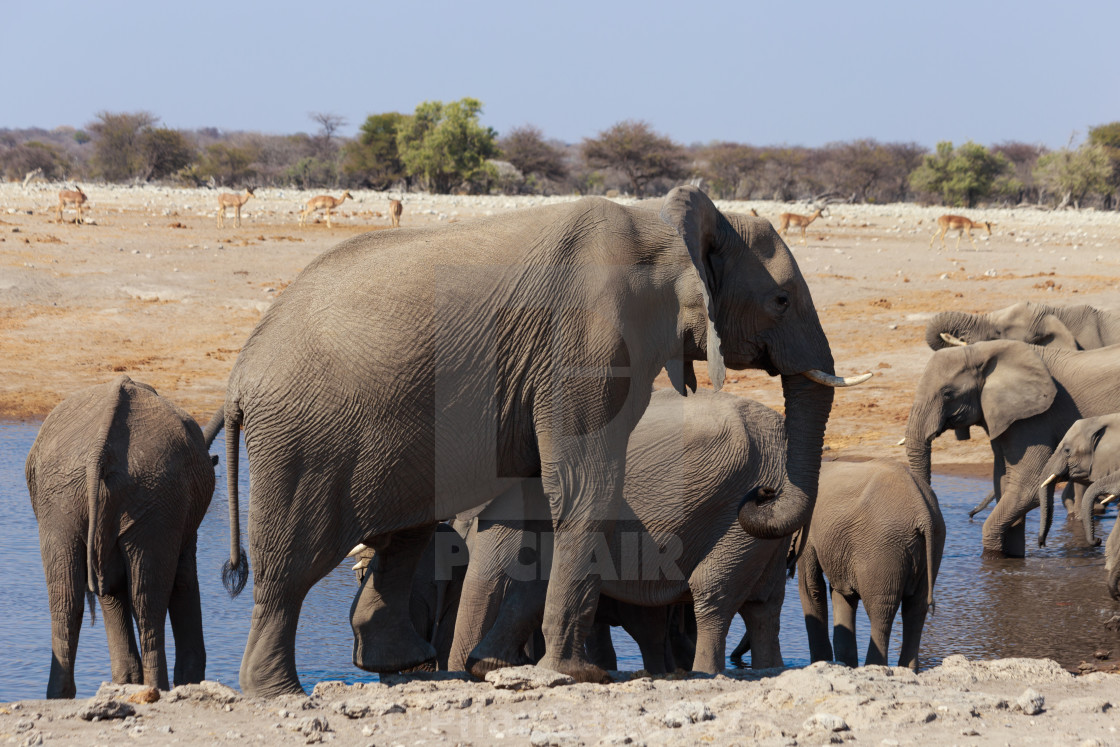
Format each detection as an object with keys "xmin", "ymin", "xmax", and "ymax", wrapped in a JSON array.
[
  {"xmin": 926, "ymin": 302, "xmax": 1080, "ymax": 351},
  {"xmin": 659, "ymin": 186, "xmax": 868, "ymax": 539},
  {"xmin": 905, "ymin": 341, "xmax": 1056, "ymax": 485},
  {"xmin": 1037, "ymin": 414, "xmax": 1120, "ymax": 546}
]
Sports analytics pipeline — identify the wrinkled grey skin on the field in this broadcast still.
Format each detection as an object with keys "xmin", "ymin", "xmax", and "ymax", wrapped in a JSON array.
[
  {"xmin": 1036, "ymin": 414, "xmax": 1120, "ymax": 547},
  {"xmin": 926, "ymin": 302, "xmax": 1120, "ymax": 352},
  {"xmin": 26, "ymin": 376, "xmax": 216, "ymax": 698},
  {"xmin": 798, "ymin": 460, "xmax": 944, "ymax": 671},
  {"xmin": 217, "ymin": 186, "xmax": 838, "ymax": 695},
  {"xmin": 448, "ymin": 389, "xmax": 793, "ymax": 676},
  {"xmin": 1082, "ymin": 472, "xmax": 1120, "ymax": 599},
  {"xmin": 351, "ymin": 523, "xmax": 470, "ymax": 671},
  {"xmin": 907, "ymin": 340, "xmax": 1120, "ymax": 557}
]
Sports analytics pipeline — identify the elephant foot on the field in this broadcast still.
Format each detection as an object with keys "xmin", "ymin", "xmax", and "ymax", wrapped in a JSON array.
[
  {"xmin": 537, "ymin": 654, "xmax": 613, "ymax": 684},
  {"xmin": 981, "ymin": 547, "xmax": 1023, "ymax": 559},
  {"xmin": 466, "ymin": 653, "xmax": 529, "ymax": 681},
  {"xmin": 353, "ymin": 627, "xmax": 436, "ymax": 674}
]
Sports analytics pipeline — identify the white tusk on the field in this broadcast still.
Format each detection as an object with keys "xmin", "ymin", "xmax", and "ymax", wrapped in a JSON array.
[
  {"xmin": 896, "ymin": 437, "xmax": 907, "ymax": 446},
  {"xmin": 1040, "ymin": 474, "xmax": 1058, "ymax": 487},
  {"xmin": 940, "ymin": 332, "xmax": 969, "ymax": 347},
  {"xmin": 1101, "ymin": 494, "xmax": 1118, "ymax": 505},
  {"xmin": 346, "ymin": 543, "xmax": 369, "ymax": 558},
  {"xmin": 801, "ymin": 370, "xmax": 873, "ymax": 387},
  {"xmin": 352, "ymin": 558, "xmax": 370, "ymax": 571}
]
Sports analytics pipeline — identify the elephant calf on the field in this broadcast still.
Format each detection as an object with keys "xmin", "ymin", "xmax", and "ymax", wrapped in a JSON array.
[
  {"xmin": 450, "ymin": 388, "xmax": 794, "ymax": 676},
  {"xmin": 26, "ymin": 376, "xmax": 217, "ymax": 698},
  {"xmin": 798, "ymin": 460, "xmax": 945, "ymax": 671}
]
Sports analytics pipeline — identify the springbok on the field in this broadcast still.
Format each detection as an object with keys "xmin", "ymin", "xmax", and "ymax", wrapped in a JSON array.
[
  {"xmin": 929, "ymin": 214, "xmax": 992, "ymax": 250},
  {"xmin": 778, "ymin": 207, "xmax": 827, "ymax": 243},
  {"xmin": 217, "ymin": 187, "xmax": 255, "ymax": 228},
  {"xmin": 299, "ymin": 190, "xmax": 352, "ymax": 228},
  {"xmin": 55, "ymin": 185, "xmax": 88, "ymax": 224},
  {"xmin": 388, "ymin": 196, "xmax": 403, "ymax": 228}
]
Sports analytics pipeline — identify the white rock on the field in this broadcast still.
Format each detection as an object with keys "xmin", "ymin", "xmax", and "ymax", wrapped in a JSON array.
[{"xmin": 802, "ymin": 712, "xmax": 848, "ymax": 732}]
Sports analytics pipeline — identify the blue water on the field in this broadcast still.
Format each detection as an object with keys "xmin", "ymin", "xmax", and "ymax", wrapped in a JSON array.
[{"xmin": 2, "ymin": 423, "xmax": 1117, "ymax": 701}]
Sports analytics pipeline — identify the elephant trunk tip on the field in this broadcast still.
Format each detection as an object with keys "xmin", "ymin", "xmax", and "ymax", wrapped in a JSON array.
[{"xmin": 222, "ymin": 548, "xmax": 249, "ymax": 598}]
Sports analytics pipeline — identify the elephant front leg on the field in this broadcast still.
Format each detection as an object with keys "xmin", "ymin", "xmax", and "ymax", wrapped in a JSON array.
[
  {"xmin": 691, "ymin": 603, "xmax": 732, "ymax": 674},
  {"xmin": 351, "ymin": 524, "xmax": 438, "ymax": 673}
]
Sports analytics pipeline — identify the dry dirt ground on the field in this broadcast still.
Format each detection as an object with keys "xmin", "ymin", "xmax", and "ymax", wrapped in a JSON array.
[{"xmin": 4, "ymin": 182, "xmax": 1120, "ymax": 474}]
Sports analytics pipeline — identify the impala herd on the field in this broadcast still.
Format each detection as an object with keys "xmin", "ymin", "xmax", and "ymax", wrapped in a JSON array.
[{"xmin": 47, "ymin": 187, "xmax": 995, "ymax": 250}]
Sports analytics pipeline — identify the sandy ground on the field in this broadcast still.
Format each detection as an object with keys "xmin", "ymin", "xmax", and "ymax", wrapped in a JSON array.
[
  {"xmin": 1, "ymin": 658, "xmax": 1118, "ymax": 746},
  {"xmin": 3, "ymin": 184, "xmax": 1120, "ymax": 744}
]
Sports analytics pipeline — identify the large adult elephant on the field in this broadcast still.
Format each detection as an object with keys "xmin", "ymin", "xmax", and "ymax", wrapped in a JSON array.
[
  {"xmin": 1036, "ymin": 414, "xmax": 1120, "ymax": 547},
  {"xmin": 26, "ymin": 376, "xmax": 217, "ymax": 698},
  {"xmin": 448, "ymin": 389, "xmax": 793, "ymax": 675},
  {"xmin": 926, "ymin": 302, "xmax": 1120, "ymax": 352},
  {"xmin": 905, "ymin": 340, "xmax": 1120, "ymax": 557},
  {"xmin": 218, "ymin": 186, "xmax": 863, "ymax": 696}
]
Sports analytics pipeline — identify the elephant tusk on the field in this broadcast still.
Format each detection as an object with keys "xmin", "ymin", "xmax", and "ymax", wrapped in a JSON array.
[
  {"xmin": 1040, "ymin": 474, "xmax": 1058, "ymax": 488},
  {"xmin": 1102, "ymin": 494, "xmax": 1118, "ymax": 505},
  {"xmin": 940, "ymin": 332, "xmax": 969, "ymax": 347},
  {"xmin": 896, "ymin": 437, "xmax": 906, "ymax": 446},
  {"xmin": 346, "ymin": 543, "xmax": 369, "ymax": 558},
  {"xmin": 801, "ymin": 370, "xmax": 873, "ymax": 387},
  {"xmin": 352, "ymin": 558, "xmax": 370, "ymax": 572}
]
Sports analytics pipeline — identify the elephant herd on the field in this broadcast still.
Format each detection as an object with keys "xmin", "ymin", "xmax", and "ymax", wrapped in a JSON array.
[{"xmin": 23, "ymin": 186, "xmax": 1118, "ymax": 702}]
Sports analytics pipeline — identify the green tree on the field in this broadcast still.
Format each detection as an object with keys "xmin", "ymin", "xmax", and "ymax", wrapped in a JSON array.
[
  {"xmin": 1088, "ymin": 122, "xmax": 1120, "ymax": 207},
  {"xmin": 908, "ymin": 140, "xmax": 1014, "ymax": 207},
  {"xmin": 342, "ymin": 112, "xmax": 409, "ymax": 189},
  {"xmin": 396, "ymin": 98, "xmax": 499, "ymax": 193},
  {"xmin": 88, "ymin": 111, "xmax": 158, "ymax": 181},
  {"xmin": 582, "ymin": 120, "xmax": 688, "ymax": 197},
  {"xmin": 696, "ymin": 142, "xmax": 762, "ymax": 199},
  {"xmin": 498, "ymin": 125, "xmax": 568, "ymax": 186},
  {"xmin": 1034, "ymin": 142, "xmax": 1113, "ymax": 208},
  {"xmin": 180, "ymin": 142, "xmax": 258, "ymax": 186},
  {"xmin": 140, "ymin": 127, "xmax": 196, "ymax": 181}
]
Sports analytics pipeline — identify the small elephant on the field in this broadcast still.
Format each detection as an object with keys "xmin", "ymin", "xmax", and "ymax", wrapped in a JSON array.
[
  {"xmin": 926, "ymin": 302, "xmax": 1120, "ymax": 352},
  {"xmin": 797, "ymin": 460, "xmax": 945, "ymax": 671},
  {"xmin": 449, "ymin": 388, "xmax": 794, "ymax": 676},
  {"xmin": 906, "ymin": 340, "xmax": 1120, "ymax": 557},
  {"xmin": 1037, "ymin": 414, "xmax": 1120, "ymax": 547},
  {"xmin": 1081, "ymin": 473, "xmax": 1120, "ymax": 599},
  {"xmin": 26, "ymin": 376, "xmax": 217, "ymax": 698}
]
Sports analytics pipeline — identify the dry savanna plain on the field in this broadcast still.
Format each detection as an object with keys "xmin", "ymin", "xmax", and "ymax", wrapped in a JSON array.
[{"xmin": 2, "ymin": 183, "xmax": 1120, "ymax": 745}]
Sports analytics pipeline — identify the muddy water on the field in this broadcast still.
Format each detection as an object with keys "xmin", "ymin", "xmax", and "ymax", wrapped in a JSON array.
[{"xmin": 1, "ymin": 425, "xmax": 1117, "ymax": 701}]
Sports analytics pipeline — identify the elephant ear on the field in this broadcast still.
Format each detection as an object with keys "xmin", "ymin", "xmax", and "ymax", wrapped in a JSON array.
[
  {"xmin": 658, "ymin": 185, "xmax": 726, "ymax": 391},
  {"xmin": 1034, "ymin": 314, "xmax": 1079, "ymax": 350},
  {"xmin": 979, "ymin": 342, "xmax": 1057, "ymax": 440}
]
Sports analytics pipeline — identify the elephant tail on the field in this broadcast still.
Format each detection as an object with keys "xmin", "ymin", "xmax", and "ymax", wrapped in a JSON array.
[
  {"xmin": 85, "ymin": 376, "xmax": 129, "ymax": 597},
  {"xmin": 86, "ymin": 590, "xmax": 97, "ymax": 627},
  {"xmin": 919, "ymin": 518, "xmax": 937, "ymax": 615},
  {"xmin": 221, "ymin": 403, "xmax": 249, "ymax": 597}
]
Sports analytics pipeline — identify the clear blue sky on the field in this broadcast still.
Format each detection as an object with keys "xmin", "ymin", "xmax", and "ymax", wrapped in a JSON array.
[{"xmin": 5, "ymin": 0, "xmax": 1116, "ymax": 149}]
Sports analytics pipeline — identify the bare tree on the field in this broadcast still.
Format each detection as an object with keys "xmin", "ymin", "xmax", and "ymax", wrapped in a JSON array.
[{"xmin": 582, "ymin": 120, "xmax": 688, "ymax": 197}]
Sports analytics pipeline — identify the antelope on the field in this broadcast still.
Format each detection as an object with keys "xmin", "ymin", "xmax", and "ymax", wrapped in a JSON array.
[
  {"xmin": 388, "ymin": 196, "xmax": 403, "ymax": 228},
  {"xmin": 299, "ymin": 190, "xmax": 352, "ymax": 228},
  {"xmin": 777, "ymin": 207, "xmax": 827, "ymax": 243},
  {"xmin": 55, "ymin": 185, "xmax": 88, "ymax": 224},
  {"xmin": 749, "ymin": 208, "xmax": 759, "ymax": 217},
  {"xmin": 217, "ymin": 187, "xmax": 255, "ymax": 228},
  {"xmin": 929, "ymin": 214, "xmax": 992, "ymax": 250}
]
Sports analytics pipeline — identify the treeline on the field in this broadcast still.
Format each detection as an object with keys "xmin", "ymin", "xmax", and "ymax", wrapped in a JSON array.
[{"xmin": 3, "ymin": 99, "xmax": 1118, "ymax": 209}]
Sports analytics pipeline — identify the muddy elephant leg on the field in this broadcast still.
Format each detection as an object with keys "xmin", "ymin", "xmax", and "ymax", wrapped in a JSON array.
[
  {"xmin": 798, "ymin": 547, "xmax": 832, "ymax": 664},
  {"xmin": 99, "ymin": 591, "xmax": 143, "ymax": 685},
  {"xmin": 352, "ymin": 524, "xmax": 439, "ymax": 674},
  {"xmin": 831, "ymin": 589, "xmax": 859, "ymax": 667},
  {"xmin": 897, "ymin": 593, "xmax": 929, "ymax": 671},
  {"xmin": 740, "ymin": 599, "xmax": 783, "ymax": 669},
  {"xmin": 585, "ymin": 622, "xmax": 617, "ymax": 671},
  {"xmin": 691, "ymin": 602, "xmax": 731, "ymax": 674},
  {"xmin": 862, "ymin": 596, "xmax": 900, "ymax": 667},
  {"xmin": 41, "ymin": 534, "xmax": 86, "ymax": 699},
  {"xmin": 168, "ymin": 534, "xmax": 205, "ymax": 686}
]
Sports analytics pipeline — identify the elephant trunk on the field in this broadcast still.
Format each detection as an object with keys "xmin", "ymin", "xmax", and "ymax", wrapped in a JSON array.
[
  {"xmin": 1110, "ymin": 565, "xmax": 1120, "ymax": 602},
  {"xmin": 1036, "ymin": 453, "xmax": 1067, "ymax": 547},
  {"xmin": 905, "ymin": 402, "xmax": 941, "ymax": 485},
  {"xmin": 926, "ymin": 311, "xmax": 989, "ymax": 351},
  {"xmin": 1082, "ymin": 482, "xmax": 1103, "ymax": 547},
  {"xmin": 737, "ymin": 374, "xmax": 833, "ymax": 539}
]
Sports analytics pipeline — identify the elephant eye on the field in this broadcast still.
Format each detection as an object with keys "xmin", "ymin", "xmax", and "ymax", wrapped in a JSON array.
[
  {"xmin": 941, "ymin": 388, "xmax": 952, "ymax": 400},
  {"xmin": 773, "ymin": 294, "xmax": 790, "ymax": 311}
]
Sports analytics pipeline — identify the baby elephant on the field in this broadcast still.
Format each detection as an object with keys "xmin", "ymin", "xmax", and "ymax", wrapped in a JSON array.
[
  {"xmin": 1037, "ymin": 413, "xmax": 1120, "ymax": 547},
  {"xmin": 26, "ymin": 376, "xmax": 217, "ymax": 698},
  {"xmin": 797, "ymin": 460, "xmax": 945, "ymax": 671}
]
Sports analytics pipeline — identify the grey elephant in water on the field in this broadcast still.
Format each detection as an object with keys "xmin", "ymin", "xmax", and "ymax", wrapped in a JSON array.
[
  {"xmin": 26, "ymin": 376, "xmax": 217, "ymax": 698},
  {"xmin": 906, "ymin": 340, "xmax": 1120, "ymax": 557},
  {"xmin": 926, "ymin": 302, "xmax": 1120, "ymax": 352},
  {"xmin": 448, "ymin": 389, "xmax": 793, "ymax": 676},
  {"xmin": 797, "ymin": 460, "xmax": 944, "ymax": 671},
  {"xmin": 213, "ymin": 185, "xmax": 866, "ymax": 696},
  {"xmin": 1036, "ymin": 414, "xmax": 1120, "ymax": 547},
  {"xmin": 1078, "ymin": 473, "xmax": 1120, "ymax": 599}
]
